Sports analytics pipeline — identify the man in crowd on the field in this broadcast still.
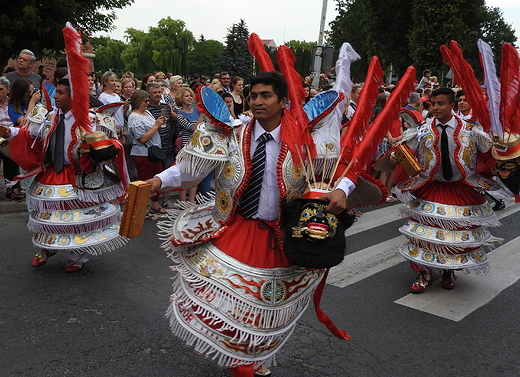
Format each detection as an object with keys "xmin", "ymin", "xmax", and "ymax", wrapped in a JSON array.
[
  {"xmin": 391, "ymin": 87, "xmax": 504, "ymax": 292},
  {"xmin": 455, "ymin": 90, "xmax": 473, "ymax": 121},
  {"xmin": 404, "ymin": 91, "xmax": 421, "ymax": 111},
  {"xmin": 5, "ymin": 49, "xmax": 42, "ymax": 89},
  {"xmin": 345, "ymin": 84, "xmax": 362, "ymax": 122},
  {"xmin": 219, "ymin": 71, "xmax": 231, "ymax": 92},
  {"xmin": 146, "ymin": 82, "xmax": 177, "ymax": 171}
]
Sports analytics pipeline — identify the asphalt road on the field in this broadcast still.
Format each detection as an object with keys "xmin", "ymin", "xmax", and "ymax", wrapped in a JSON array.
[{"xmin": 2, "ymin": 199, "xmax": 520, "ymax": 377}]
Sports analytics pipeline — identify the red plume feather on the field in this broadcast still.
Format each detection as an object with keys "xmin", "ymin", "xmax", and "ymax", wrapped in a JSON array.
[
  {"xmin": 499, "ymin": 43, "xmax": 520, "ymax": 135},
  {"xmin": 275, "ymin": 45, "xmax": 313, "ymax": 164},
  {"xmin": 441, "ymin": 41, "xmax": 491, "ymax": 132},
  {"xmin": 63, "ymin": 23, "xmax": 91, "ymax": 132},
  {"xmin": 248, "ymin": 33, "xmax": 275, "ymax": 72},
  {"xmin": 341, "ymin": 56, "xmax": 384, "ymax": 159},
  {"xmin": 348, "ymin": 66, "xmax": 416, "ymax": 175}
]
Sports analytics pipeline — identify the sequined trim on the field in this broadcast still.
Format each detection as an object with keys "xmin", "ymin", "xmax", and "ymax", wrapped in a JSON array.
[{"xmin": 399, "ymin": 243, "xmax": 489, "ymax": 272}]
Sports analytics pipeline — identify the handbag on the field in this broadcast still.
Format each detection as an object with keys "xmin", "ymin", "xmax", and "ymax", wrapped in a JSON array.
[{"xmin": 147, "ymin": 145, "xmax": 165, "ymax": 162}]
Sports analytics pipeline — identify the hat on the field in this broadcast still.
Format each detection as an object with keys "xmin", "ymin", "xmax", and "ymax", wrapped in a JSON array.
[{"xmin": 492, "ymin": 133, "xmax": 520, "ymax": 160}]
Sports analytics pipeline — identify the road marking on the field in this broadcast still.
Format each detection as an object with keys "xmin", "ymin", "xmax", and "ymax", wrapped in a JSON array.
[
  {"xmin": 329, "ymin": 201, "xmax": 520, "ymax": 289},
  {"xmin": 347, "ymin": 204, "xmax": 402, "ymax": 236},
  {"xmin": 328, "ymin": 235, "xmax": 406, "ymax": 288},
  {"xmin": 395, "ymin": 235, "xmax": 520, "ymax": 321}
]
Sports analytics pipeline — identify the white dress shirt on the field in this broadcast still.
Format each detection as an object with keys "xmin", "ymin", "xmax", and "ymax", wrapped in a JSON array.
[{"xmin": 156, "ymin": 120, "xmax": 355, "ymax": 221}]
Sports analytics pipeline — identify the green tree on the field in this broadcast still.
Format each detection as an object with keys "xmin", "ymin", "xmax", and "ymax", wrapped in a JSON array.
[
  {"xmin": 120, "ymin": 18, "xmax": 195, "ymax": 77},
  {"xmin": 222, "ymin": 20, "xmax": 254, "ymax": 82},
  {"xmin": 327, "ymin": 0, "xmax": 369, "ymax": 82},
  {"xmin": 121, "ymin": 28, "xmax": 155, "ymax": 76},
  {"xmin": 285, "ymin": 40, "xmax": 316, "ymax": 79},
  {"xmin": 149, "ymin": 18, "xmax": 195, "ymax": 76},
  {"xmin": 328, "ymin": 0, "xmax": 517, "ymax": 82},
  {"xmin": 186, "ymin": 36, "xmax": 225, "ymax": 78},
  {"xmin": 0, "ymin": 0, "xmax": 134, "ymax": 64},
  {"xmin": 92, "ymin": 37, "xmax": 127, "ymax": 74},
  {"xmin": 480, "ymin": 6, "xmax": 518, "ymax": 64}
]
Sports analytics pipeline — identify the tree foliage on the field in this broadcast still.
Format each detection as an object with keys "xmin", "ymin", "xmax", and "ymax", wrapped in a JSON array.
[
  {"xmin": 92, "ymin": 37, "xmax": 126, "ymax": 74},
  {"xmin": 327, "ymin": 0, "xmax": 517, "ymax": 82},
  {"xmin": 186, "ymin": 36, "xmax": 225, "ymax": 78},
  {"xmin": 285, "ymin": 40, "xmax": 316, "ymax": 79},
  {"xmin": 120, "ymin": 18, "xmax": 195, "ymax": 77},
  {"xmin": 222, "ymin": 20, "xmax": 254, "ymax": 82},
  {"xmin": 0, "ymin": 0, "xmax": 134, "ymax": 64}
]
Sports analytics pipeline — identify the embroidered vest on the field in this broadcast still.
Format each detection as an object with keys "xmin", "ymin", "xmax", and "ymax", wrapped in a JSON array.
[{"xmin": 398, "ymin": 118, "xmax": 498, "ymax": 192}]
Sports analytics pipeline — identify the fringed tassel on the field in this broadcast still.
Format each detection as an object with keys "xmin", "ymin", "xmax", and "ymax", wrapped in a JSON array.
[
  {"xmin": 49, "ymin": 234, "xmax": 128, "ymax": 256},
  {"xmin": 406, "ymin": 237, "xmax": 494, "ymax": 254},
  {"xmin": 399, "ymin": 244, "xmax": 491, "ymax": 274},
  {"xmin": 27, "ymin": 211, "xmax": 121, "ymax": 235},
  {"xmin": 167, "ymin": 250, "xmax": 314, "ymax": 331},
  {"xmin": 176, "ymin": 150, "xmax": 225, "ymax": 177},
  {"xmin": 399, "ymin": 206, "xmax": 501, "ymax": 228},
  {"xmin": 394, "ymin": 190, "xmax": 415, "ymax": 204},
  {"xmin": 77, "ymin": 183, "xmax": 125, "ymax": 203}
]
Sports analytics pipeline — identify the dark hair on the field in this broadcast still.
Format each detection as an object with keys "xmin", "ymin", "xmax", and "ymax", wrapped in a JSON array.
[
  {"xmin": 455, "ymin": 90, "xmax": 465, "ymax": 99},
  {"xmin": 56, "ymin": 79, "xmax": 71, "ymax": 98},
  {"xmin": 351, "ymin": 84, "xmax": 362, "ymax": 95},
  {"xmin": 219, "ymin": 71, "xmax": 229, "ymax": 78},
  {"xmin": 54, "ymin": 67, "xmax": 68, "ymax": 85},
  {"xmin": 8, "ymin": 77, "xmax": 33, "ymax": 114},
  {"xmin": 422, "ymin": 69, "xmax": 431, "ymax": 76},
  {"xmin": 56, "ymin": 57, "xmax": 68, "ymax": 69},
  {"xmin": 431, "ymin": 87, "xmax": 455, "ymax": 104},
  {"xmin": 141, "ymin": 73, "xmax": 155, "ymax": 90},
  {"xmin": 221, "ymin": 92, "xmax": 233, "ymax": 100},
  {"xmin": 57, "ymin": 78, "xmax": 70, "ymax": 88},
  {"xmin": 249, "ymin": 71, "xmax": 288, "ymax": 101}
]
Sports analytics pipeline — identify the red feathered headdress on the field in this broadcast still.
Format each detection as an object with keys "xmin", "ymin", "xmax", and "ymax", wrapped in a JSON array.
[
  {"xmin": 63, "ymin": 22, "xmax": 92, "ymax": 133},
  {"xmin": 440, "ymin": 41, "xmax": 491, "ymax": 132}
]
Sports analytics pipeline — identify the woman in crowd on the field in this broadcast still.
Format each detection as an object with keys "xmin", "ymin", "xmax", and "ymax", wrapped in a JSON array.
[
  {"xmin": 120, "ymin": 78, "xmax": 136, "ymax": 102},
  {"xmin": 154, "ymin": 71, "xmax": 169, "ymax": 95},
  {"xmin": 175, "ymin": 87, "xmax": 202, "ymax": 203},
  {"xmin": 211, "ymin": 80, "xmax": 224, "ymax": 95},
  {"xmin": 89, "ymin": 72, "xmax": 101, "ymax": 97},
  {"xmin": 163, "ymin": 75, "xmax": 183, "ymax": 107},
  {"xmin": 0, "ymin": 76, "xmax": 23, "ymax": 202},
  {"xmin": 221, "ymin": 92, "xmax": 236, "ymax": 119},
  {"xmin": 119, "ymin": 77, "xmax": 138, "ymax": 180},
  {"xmin": 128, "ymin": 89, "xmax": 167, "ymax": 220},
  {"xmin": 140, "ymin": 73, "xmax": 156, "ymax": 91},
  {"xmin": 8, "ymin": 78, "xmax": 41, "ymax": 126},
  {"xmin": 98, "ymin": 71, "xmax": 124, "ymax": 135},
  {"xmin": 88, "ymin": 75, "xmax": 103, "ymax": 109},
  {"xmin": 230, "ymin": 76, "xmax": 245, "ymax": 116},
  {"xmin": 114, "ymin": 79, "xmax": 123, "ymax": 97},
  {"xmin": 7, "ymin": 77, "xmax": 42, "ymax": 201},
  {"xmin": 302, "ymin": 83, "xmax": 312, "ymax": 104}
]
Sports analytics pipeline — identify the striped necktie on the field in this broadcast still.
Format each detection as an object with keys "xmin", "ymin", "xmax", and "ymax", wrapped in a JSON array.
[
  {"xmin": 438, "ymin": 124, "xmax": 453, "ymax": 181},
  {"xmin": 241, "ymin": 132, "xmax": 272, "ymax": 218},
  {"xmin": 54, "ymin": 114, "xmax": 65, "ymax": 173}
]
